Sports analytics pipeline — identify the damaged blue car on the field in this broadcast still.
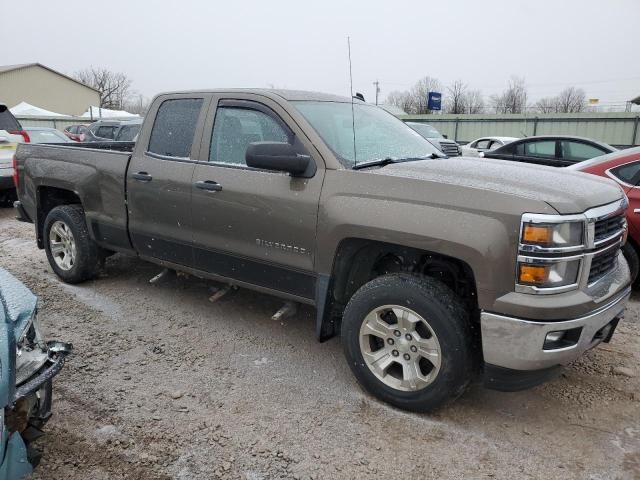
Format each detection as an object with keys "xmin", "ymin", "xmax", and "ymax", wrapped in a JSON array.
[{"xmin": 0, "ymin": 269, "xmax": 71, "ymax": 479}]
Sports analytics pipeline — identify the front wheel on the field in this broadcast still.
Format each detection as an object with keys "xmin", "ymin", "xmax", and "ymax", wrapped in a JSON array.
[{"xmin": 341, "ymin": 273, "xmax": 473, "ymax": 412}]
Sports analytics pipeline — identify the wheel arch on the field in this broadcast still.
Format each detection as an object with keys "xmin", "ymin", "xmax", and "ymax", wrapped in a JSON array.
[
  {"xmin": 36, "ymin": 186, "xmax": 83, "ymax": 248},
  {"xmin": 315, "ymin": 237, "xmax": 479, "ymax": 341}
]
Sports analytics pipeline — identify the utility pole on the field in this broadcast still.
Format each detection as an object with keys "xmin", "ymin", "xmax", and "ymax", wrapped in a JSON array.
[{"xmin": 373, "ymin": 80, "xmax": 380, "ymax": 105}]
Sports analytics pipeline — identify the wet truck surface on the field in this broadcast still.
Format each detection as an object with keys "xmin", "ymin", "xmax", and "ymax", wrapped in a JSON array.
[{"xmin": 13, "ymin": 89, "xmax": 631, "ymax": 412}]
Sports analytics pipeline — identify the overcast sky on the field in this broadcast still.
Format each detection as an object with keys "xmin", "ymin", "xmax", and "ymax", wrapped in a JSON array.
[{"xmin": 3, "ymin": 0, "xmax": 639, "ymax": 106}]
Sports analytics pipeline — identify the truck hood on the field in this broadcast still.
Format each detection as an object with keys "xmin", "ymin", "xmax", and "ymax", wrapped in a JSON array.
[{"xmin": 373, "ymin": 156, "xmax": 624, "ymax": 214}]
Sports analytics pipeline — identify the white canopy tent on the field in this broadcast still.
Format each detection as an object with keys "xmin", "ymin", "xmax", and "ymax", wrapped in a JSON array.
[
  {"xmin": 10, "ymin": 102, "xmax": 69, "ymax": 117},
  {"xmin": 81, "ymin": 106, "xmax": 140, "ymax": 119}
]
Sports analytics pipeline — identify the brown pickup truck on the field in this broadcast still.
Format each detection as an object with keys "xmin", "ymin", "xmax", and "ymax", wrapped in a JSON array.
[{"xmin": 13, "ymin": 89, "xmax": 631, "ymax": 412}]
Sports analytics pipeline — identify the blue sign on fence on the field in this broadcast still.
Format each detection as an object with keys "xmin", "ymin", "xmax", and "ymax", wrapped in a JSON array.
[{"xmin": 428, "ymin": 91, "xmax": 442, "ymax": 111}]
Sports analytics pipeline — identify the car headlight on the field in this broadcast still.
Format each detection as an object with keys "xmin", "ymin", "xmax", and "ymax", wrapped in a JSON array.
[
  {"xmin": 517, "ymin": 258, "xmax": 581, "ymax": 288},
  {"xmin": 521, "ymin": 221, "xmax": 584, "ymax": 249},
  {"xmin": 517, "ymin": 213, "xmax": 589, "ymax": 293}
]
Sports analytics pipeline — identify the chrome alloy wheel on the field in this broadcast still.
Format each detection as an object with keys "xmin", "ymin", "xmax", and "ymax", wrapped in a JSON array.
[
  {"xmin": 49, "ymin": 220, "xmax": 77, "ymax": 271},
  {"xmin": 359, "ymin": 305, "xmax": 442, "ymax": 392}
]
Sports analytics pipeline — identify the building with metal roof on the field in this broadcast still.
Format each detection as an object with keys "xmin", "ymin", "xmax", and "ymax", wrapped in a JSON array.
[{"xmin": 0, "ymin": 63, "xmax": 100, "ymax": 116}]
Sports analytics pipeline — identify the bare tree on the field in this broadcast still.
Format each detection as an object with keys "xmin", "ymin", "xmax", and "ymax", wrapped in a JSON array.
[
  {"xmin": 410, "ymin": 76, "xmax": 442, "ymax": 114},
  {"xmin": 465, "ymin": 89, "xmax": 484, "ymax": 114},
  {"xmin": 75, "ymin": 67, "xmax": 133, "ymax": 110},
  {"xmin": 124, "ymin": 93, "xmax": 151, "ymax": 115},
  {"xmin": 490, "ymin": 76, "xmax": 528, "ymax": 114},
  {"xmin": 445, "ymin": 80, "xmax": 467, "ymax": 114},
  {"xmin": 534, "ymin": 97, "xmax": 558, "ymax": 113},
  {"xmin": 385, "ymin": 90, "xmax": 414, "ymax": 113},
  {"xmin": 555, "ymin": 86, "xmax": 586, "ymax": 113}
]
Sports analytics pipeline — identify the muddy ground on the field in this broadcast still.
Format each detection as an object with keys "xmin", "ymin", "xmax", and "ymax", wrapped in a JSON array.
[{"xmin": 0, "ymin": 207, "xmax": 638, "ymax": 479}]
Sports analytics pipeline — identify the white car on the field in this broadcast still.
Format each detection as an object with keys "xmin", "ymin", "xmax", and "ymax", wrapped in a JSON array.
[
  {"xmin": 0, "ymin": 104, "xmax": 28, "ymax": 205},
  {"xmin": 0, "ymin": 104, "xmax": 31, "ymax": 205},
  {"xmin": 460, "ymin": 136, "xmax": 519, "ymax": 157}
]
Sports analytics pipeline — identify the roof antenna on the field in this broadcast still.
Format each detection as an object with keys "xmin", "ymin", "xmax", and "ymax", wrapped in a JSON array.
[{"xmin": 348, "ymin": 36, "xmax": 357, "ymax": 164}]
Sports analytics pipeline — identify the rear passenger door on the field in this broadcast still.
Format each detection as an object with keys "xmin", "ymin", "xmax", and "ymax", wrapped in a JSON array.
[
  {"xmin": 127, "ymin": 94, "xmax": 210, "ymax": 266},
  {"xmin": 189, "ymin": 95, "xmax": 325, "ymax": 301}
]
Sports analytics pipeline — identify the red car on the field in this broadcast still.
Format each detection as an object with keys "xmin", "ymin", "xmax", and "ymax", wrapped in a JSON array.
[
  {"xmin": 63, "ymin": 124, "xmax": 89, "ymax": 142},
  {"xmin": 569, "ymin": 147, "xmax": 640, "ymax": 282}
]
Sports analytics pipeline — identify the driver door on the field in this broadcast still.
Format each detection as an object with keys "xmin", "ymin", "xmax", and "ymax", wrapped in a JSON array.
[{"xmin": 189, "ymin": 94, "xmax": 325, "ymax": 301}]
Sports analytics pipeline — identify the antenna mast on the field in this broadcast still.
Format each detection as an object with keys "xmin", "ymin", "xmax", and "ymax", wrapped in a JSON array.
[{"xmin": 348, "ymin": 36, "xmax": 356, "ymax": 163}]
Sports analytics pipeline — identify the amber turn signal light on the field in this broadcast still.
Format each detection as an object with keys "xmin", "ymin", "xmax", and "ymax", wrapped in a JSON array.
[
  {"xmin": 519, "ymin": 264, "xmax": 549, "ymax": 285},
  {"xmin": 522, "ymin": 224, "xmax": 552, "ymax": 245}
]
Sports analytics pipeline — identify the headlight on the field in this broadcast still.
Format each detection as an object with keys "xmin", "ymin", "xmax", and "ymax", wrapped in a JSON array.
[
  {"xmin": 521, "ymin": 221, "xmax": 584, "ymax": 249},
  {"xmin": 517, "ymin": 259, "xmax": 581, "ymax": 288},
  {"xmin": 518, "ymin": 214, "xmax": 587, "ymax": 292}
]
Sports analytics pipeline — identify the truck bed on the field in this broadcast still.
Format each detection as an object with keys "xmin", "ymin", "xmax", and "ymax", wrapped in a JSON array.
[{"xmin": 15, "ymin": 142, "xmax": 134, "ymax": 254}]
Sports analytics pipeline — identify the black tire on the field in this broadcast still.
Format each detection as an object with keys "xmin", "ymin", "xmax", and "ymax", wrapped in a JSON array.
[
  {"xmin": 43, "ymin": 204, "xmax": 100, "ymax": 283},
  {"xmin": 341, "ymin": 273, "xmax": 473, "ymax": 412},
  {"xmin": 622, "ymin": 242, "xmax": 639, "ymax": 285},
  {"xmin": 0, "ymin": 188, "xmax": 17, "ymax": 208}
]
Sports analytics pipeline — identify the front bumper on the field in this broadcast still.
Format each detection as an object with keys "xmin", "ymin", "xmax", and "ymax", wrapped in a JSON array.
[
  {"xmin": 14, "ymin": 342, "xmax": 71, "ymax": 403},
  {"xmin": 481, "ymin": 286, "xmax": 630, "ymax": 372}
]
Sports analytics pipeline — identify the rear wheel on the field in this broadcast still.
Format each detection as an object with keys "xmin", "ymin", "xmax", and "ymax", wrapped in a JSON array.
[
  {"xmin": 341, "ymin": 273, "xmax": 473, "ymax": 412},
  {"xmin": 44, "ymin": 205, "xmax": 100, "ymax": 283}
]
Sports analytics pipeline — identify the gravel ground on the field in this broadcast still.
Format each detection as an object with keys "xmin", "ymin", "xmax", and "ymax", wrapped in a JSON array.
[{"xmin": 0, "ymin": 207, "xmax": 638, "ymax": 480}]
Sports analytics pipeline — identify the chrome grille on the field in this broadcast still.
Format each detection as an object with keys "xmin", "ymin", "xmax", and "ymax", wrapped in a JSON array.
[
  {"xmin": 439, "ymin": 141, "xmax": 460, "ymax": 157},
  {"xmin": 594, "ymin": 213, "xmax": 625, "ymax": 244},
  {"xmin": 589, "ymin": 247, "xmax": 619, "ymax": 284}
]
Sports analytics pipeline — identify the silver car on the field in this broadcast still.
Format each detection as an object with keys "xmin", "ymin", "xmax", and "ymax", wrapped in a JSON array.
[{"xmin": 405, "ymin": 121, "xmax": 461, "ymax": 157}]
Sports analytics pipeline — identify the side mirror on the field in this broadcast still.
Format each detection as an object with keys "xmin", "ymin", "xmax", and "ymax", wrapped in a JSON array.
[
  {"xmin": 442, "ymin": 134, "xmax": 448, "ymax": 139},
  {"xmin": 246, "ymin": 142, "xmax": 314, "ymax": 177}
]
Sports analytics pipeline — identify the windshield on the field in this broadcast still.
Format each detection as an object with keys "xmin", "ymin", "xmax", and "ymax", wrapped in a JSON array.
[
  {"xmin": 26, "ymin": 129, "xmax": 70, "ymax": 143},
  {"xmin": 293, "ymin": 101, "xmax": 439, "ymax": 167},
  {"xmin": 116, "ymin": 124, "xmax": 141, "ymax": 141},
  {"xmin": 406, "ymin": 122, "xmax": 443, "ymax": 139}
]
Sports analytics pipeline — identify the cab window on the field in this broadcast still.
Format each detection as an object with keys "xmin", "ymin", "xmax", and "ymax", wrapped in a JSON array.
[
  {"xmin": 148, "ymin": 98, "xmax": 203, "ymax": 158},
  {"xmin": 209, "ymin": 107, "xmax": 289, "ymax": 166}
]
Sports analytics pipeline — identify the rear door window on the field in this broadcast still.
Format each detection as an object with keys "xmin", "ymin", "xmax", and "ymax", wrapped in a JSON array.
[
  {"xmin": 524, "ymin": 140, "xmax": 556, "ymax": 158},
  {"xmin": 610, "ymin": 161, "xmax": 640, "ymax": 186},
  {"xmin": 148, "ymin": 98, "xmax": 203, "ymax": 158},
  {"xmin": 561, "ymin": 141, "xmax": 607, "ymax": 162},
  {"xmin": 209, "ymin": 107, "xmax": 289, "ymax": 166}
]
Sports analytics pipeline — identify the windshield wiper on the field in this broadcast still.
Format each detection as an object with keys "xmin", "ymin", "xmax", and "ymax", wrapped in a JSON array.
[{"xmin": 352, "ymin": 152, "xmax": 445, "ymax": 170}]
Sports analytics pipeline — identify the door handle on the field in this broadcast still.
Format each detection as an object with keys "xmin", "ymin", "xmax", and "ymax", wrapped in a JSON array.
[
  {"xmin": 195, "ymin": 180, "xmax": 223, "ymax": 192},
  {"xmin": 634, "ymin": 209, "xmax": 640, "ymax": 214},
  {"xmin": 132, "ymin": 171, "xmax": 153, "ymax": 182}
]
